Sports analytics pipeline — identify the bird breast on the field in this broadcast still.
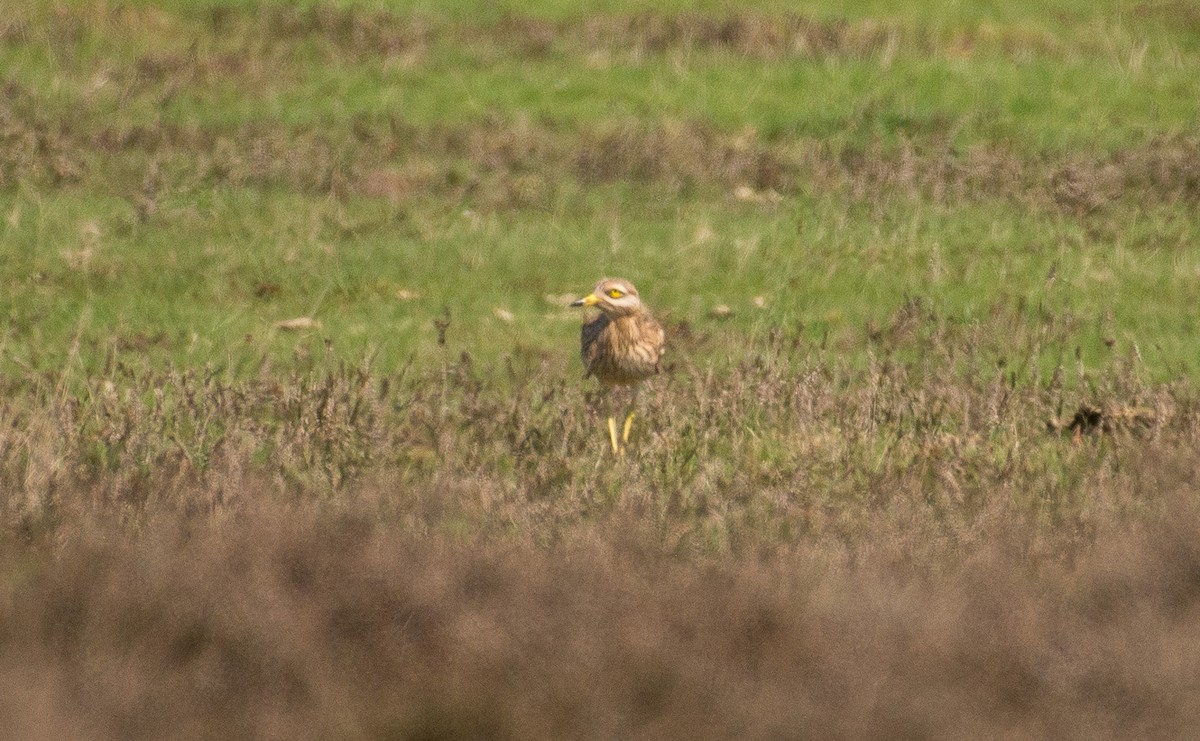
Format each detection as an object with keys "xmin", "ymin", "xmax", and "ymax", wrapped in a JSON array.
[{"xmin": 581, "ymin": 312, "xmax": 665, "ymax": 385}]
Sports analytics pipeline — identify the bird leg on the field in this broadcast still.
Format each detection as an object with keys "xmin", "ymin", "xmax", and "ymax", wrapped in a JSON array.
[
  {"xmin": 607, "ymin": 416, "xmax": 622, "ymax": 456},
  {"xmin": 599, "ymin": 387, "xmax": 639, "ymax": 456},
  {"xmin": 621, "ymin": 386, "xmax": 640, "ymax": 446}
]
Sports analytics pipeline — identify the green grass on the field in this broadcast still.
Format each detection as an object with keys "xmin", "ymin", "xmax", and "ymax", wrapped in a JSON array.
[
  {"xmin": 5, "ymin": 1, "xmax": 1199, "ymax": 147},
  {"xmin": 5, "ymin": 187, "xmax": 1198, "ymax": 379},
  {"xmin": 1, "ymin": 0, "xmax": 1199, "ymax": 380}
]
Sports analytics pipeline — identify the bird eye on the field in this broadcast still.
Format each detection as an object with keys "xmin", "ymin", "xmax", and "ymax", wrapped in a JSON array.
[{"xmin": 607, "ymin": 289, "xmax": 624, "ymax": 298}]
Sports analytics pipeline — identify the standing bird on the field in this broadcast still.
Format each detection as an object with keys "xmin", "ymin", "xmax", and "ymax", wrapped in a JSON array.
[{"xmin": 570, "ymin": 278, "xmax": 666, "ymax": 455}]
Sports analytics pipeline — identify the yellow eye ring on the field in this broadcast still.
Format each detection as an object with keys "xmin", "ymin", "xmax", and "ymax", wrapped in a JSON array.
[{"xmin": 607, "ymin": 289, "xmax": 623, "ymax": 298}]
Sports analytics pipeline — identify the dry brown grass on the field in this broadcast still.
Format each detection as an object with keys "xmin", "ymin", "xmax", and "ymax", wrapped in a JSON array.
[
  {"xmin": 0, "ymin": 321, "xmax": 1198, "ymax": 737},
  {"xmin": 0, "ymin": 313, "xmax": 1192, "ymax": 552}
]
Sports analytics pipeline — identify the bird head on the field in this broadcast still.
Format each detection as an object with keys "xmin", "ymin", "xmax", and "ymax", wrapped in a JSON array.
[{"xmin": 570, "ymin": 278, "xmax": 643, "ymax": 317}]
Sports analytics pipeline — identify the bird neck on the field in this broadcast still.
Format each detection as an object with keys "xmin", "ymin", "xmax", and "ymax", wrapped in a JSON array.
[{"xmin": 603, "ymin": 306, "xmax": 644, "ymax": 321}]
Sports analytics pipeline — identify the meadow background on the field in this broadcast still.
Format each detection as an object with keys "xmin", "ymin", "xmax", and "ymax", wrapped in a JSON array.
[{"xmin": 2, "ymin": 0, "xmax": 1200, "ymax": 737}]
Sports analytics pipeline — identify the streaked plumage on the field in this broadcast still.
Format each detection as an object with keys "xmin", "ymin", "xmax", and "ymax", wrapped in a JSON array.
[
  {"xmin": 581, "ymin": 310, "xmax": 665, "ymax": 385},
  {"xmin": 570, "ymin": 277, "xmax": 665, "ymax": 454}
]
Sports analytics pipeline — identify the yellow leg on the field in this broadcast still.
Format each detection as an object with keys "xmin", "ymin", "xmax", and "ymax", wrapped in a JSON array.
[
  {"xmin": 622, "ymin": 411, "xmax": 636, "ymax": 444},
  {"xmin": 607, "ymin": 416, "xmax": 621, "ymax": 455}
]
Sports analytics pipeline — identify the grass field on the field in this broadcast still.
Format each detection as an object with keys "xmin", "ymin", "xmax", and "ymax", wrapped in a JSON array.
[{"xmin": 3, "ymin": 1, "xmax": 1200, "ymax": 738}]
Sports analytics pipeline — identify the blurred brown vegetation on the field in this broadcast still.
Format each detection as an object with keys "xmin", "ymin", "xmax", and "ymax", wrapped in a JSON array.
[
  {"xmin": 1, "ymin": 323, "xmax": 1199, "ymax": 738},
  {"xmin": 8, "ymin": 498, "xmax": 1200, "ymax": 740}
]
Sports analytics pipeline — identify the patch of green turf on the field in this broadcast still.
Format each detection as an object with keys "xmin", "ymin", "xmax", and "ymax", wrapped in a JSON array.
[{"xmin": 3, "ymin": 183, "xmax": 1197, "ymax": 380}]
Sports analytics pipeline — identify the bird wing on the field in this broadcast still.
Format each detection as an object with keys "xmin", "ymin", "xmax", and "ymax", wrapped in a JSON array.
[
  {"xmin": 580, "ymin": 313, "xmax": 609, "ymax": 378},
  {"xmin": 643, "ymin": 314, "xmax": 666, "ymax": 373}
]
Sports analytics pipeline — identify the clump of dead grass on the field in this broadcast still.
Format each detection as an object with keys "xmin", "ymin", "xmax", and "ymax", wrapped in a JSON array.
[
  {"xmin": 572, "ymin": 11, "xmax": 903, "ymax": 61},
  {"xmin": 7, "ymin": 92, "xmax": 1200, "ymax": 214},
  {"xmin": 10, "ymin": 3, "xmax": 1081, "ymax": 67}
]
